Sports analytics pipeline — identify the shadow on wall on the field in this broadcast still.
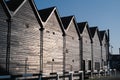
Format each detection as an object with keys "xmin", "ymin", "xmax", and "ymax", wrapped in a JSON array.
[{"xmin": 0, "ymin": 66, "xmax": 9, "ymax": 75}]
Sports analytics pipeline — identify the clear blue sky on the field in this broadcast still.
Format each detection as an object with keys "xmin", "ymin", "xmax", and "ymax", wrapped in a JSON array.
[{"xmin": 34, "ymin": 0, "xmax": 120, "ymax": 54}]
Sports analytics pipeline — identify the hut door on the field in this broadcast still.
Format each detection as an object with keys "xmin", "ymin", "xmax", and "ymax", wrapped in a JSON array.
[
  {"xmin": 82, "ymin": 60, "xmax": 85, "ymax": 71},
  {"xmin": 88, "ymin": 60, "xmax": 91, "ymax": 70}
]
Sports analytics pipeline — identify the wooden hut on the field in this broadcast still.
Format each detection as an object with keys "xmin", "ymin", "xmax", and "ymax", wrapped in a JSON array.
[
  {"xmin": 89, "ymin": 27, "xmax": 102, "ymax": 71},
  {"xmin": 38, "ymin": 7, "xmax": 65, "ymax": 73},
  {"xmin": 99, "ymin": 30, "xmax": 108, "ymax": 69},
  {"xmin": 0, "ymin": 0, "xmax": 43, "ymax": 75},
  {"xmin": 77, "ymin": 22, "xmax": 93, "ymax": 72},
  {"xmin": 61, "ymin": 16, "xmax": 81, "ymax": 72}
]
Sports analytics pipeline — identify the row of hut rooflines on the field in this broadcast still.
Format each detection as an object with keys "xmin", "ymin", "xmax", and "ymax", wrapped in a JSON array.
[
  {"xmin": 40, "ymin": 6, "xmax": 108, "ymax": 42},
  {"xmin": 1, "ymin": 0, "xmax": 108, "ymax": 43},
  {"xmin": 39, "ymin": 7, "xmax": 108, "ymax": 44},
  {"xmin": 0, "ymin": 0, "xmax": 109, "ymax": 74}
]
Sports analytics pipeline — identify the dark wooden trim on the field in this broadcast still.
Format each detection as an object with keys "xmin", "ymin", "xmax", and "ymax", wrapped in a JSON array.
[{"xmin": 6, "ymin": 18, "xmax": 12, "ymax": 73}]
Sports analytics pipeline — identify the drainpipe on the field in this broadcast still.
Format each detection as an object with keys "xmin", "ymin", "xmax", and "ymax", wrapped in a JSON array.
[
  {"xmin": 91, "ymin": 42, "xmax": 93, "ymax": 76},
  {"xmin": 107, "ymin": 29, "xmax": 110, "ymax": 69},
  {"xmin": 39, "ymin": 27, "xmax": 44, "ymax": 79},
  {"xmin": 101, "ymin": 44, "xmax": 103, "ymax": 69},
  {"xmin": 6, "ymin": 18, "xmax": 12, "ymax": 73},
  {"xmin": 63, "ymin": 33, "xmax": 66, "ymax": 80},
  {"xmin": 79, "ymin": 36, "xmax": 83, "ymax": 70}
]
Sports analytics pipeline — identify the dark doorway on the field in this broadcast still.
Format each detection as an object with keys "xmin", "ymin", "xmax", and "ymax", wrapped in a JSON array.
[
  {"xmin": 88, "ymin": 60, "xmax": 91, "ymax": 70},
  {"xmin": 82, "ymin": 60, "xmax": 85, "ymax": 71}
]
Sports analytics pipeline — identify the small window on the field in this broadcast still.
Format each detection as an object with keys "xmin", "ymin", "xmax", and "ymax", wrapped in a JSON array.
[
  {"xmin": 53, "ymin": 32, "xmax": 55, "ymax": 35},
  {"xmin": 72, "ymin": 37, "xmax": 74, "ymax": 40},
  {"xmin": 46, "ymin": 30, "xmax": 50, "ymax": 33},
  {"xmin": 25, "ymin": 24, "xmax": 29, "ymax": 28},
  {"xmin": 66, "ymin": 49, "xmax": 69, "ymax": 53}
]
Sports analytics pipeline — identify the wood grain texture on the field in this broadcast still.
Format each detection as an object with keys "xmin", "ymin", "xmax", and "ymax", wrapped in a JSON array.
[
  {"xmin": 43, "ymin": 12, "xmax": 63, "ymax": 73},
  {"xmin": 0, "ymin": 4, "xmax": 8, "ymax": 69},
  {"xmin": 65, "ymin": 20, "xmax": 80, "ymax": 72},
  {"xmin": 9, "ymin": 1, "xmax": 40, "ymax": 74}
]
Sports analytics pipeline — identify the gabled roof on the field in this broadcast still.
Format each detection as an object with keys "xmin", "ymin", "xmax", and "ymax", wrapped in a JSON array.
[
  {"xmin": 38, "ymin": 7, "xmax": 55, "ymax": 22},
  {"xmin": 38, "ymin": 7, "xmax": 65, "ymax": 35},
  {"xmin": 89, "ymin": 27, "xmax": 102, "ymax": 45},
  {"xmin": 0, "ymin": 0, "xmax": 11, "ymax": 17},
  {"xmin": 77, "ymin": 22, "xmax": 93, "ymax": 43},
  {"xmin": 77, "ymin": 22, "xmax": 87, "ymax": 34},
  {"xmin": 99, "ymin": 30, "xmax": 106, "ymax": 41},
  {"xmin": 6, "ymin": 0, "xmax": 24, "ymax": 11},
  {"xmin": 61, "ymin": 16, "xmax": 73, "ymax": 30},
  {"xmin": 89, "ymin": 27, "xmax": 97, "ymax": 38},
  {"xmin": 61, "ymin": 15, "xmax": 81, "ymax": 38},
  {"xmin": 1, "ymin": 0, "xmax": 43, "ymax": 28}
]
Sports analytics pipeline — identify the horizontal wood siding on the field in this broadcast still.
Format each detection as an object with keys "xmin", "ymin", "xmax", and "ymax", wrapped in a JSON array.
[
  {"xmin": 102, "ymin": 35, "xmax": 107, "ymax": 67},
  {"xmin": 81, "ymin": 27, "xmax": 91, "ymax": 71},
  {"xmin": 93, "ymin": 32, "xmax": 101, "ymax": 70},
  {"xmin": 66, "ymin": 21, "xmax": 80, "ymax": 71},
  {"xmin": 0, "ymin": 2, "xmax": 108, "ymax": 75},
  {"xmin": 0, "ymin": 4, "xmax": 8, "ymax": 70},
  {"xmin": 43, "ymin": 12, "xmax": 63, "ymax": 73},
  {"xmin": 9, "ymin": 1, "xmax": 40, "ymax": 74}
]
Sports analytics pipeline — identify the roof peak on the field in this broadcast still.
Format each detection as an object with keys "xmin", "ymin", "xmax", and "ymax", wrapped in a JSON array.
[
  {"xmin": 6, "ymin": 0, "xmax": 25, "ymax": 11},
  {"xmin": 38, "ymin": 7, "xmax": 56, "ymax": 22},
  {"xmin": 61, "ymin": 16, "xmax": 73, "ymax": 30}
]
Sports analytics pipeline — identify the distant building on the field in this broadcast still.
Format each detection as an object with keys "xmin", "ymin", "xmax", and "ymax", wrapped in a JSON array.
[{"xmin": 109, "ymin": 54, "xmax": 120, "ymax": 71}]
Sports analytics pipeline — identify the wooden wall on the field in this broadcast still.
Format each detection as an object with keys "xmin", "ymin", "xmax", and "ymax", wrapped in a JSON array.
[
  {"xmin": 0, "ymin": 1, "xmax": 109, "ymax": 75},
  {"xmin": 102, "ymin": 34, "xmax": 107, "ymax": 68},
  {"xmin": 0, "ymin": 3, "xmax": 8, "ymax": 70},
  {"xmin": 9, "ymin": 1, "xmax": 40, "ymax": 74},
  {"xmin": 81, "ymin": 27, "xmax": 92, "ymax": 71},
  {"xmin": 65, "ymin": 21, "xmax": 80, "ymax": 72},
  {"xmin": 92, "ymin": 32, "xmax": 101, "ymax": 70},
  {"xmin": 43, "ymin": 12, "xmax": 63, "ymax": 73}
]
